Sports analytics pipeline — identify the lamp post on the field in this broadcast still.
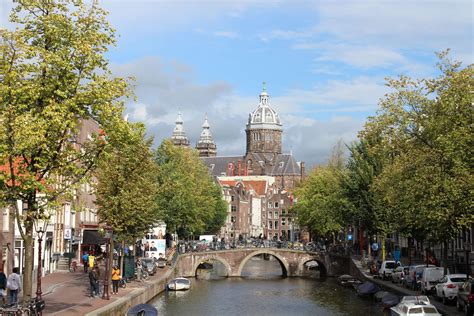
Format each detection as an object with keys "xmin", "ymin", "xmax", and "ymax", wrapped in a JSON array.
[
  {"xmin": 34, "ymin": 216, "xmax": 48, "ymax": 315},
  {"xmin": 102, "ymin": 226, "xmax": 113, "ymax": 300}
]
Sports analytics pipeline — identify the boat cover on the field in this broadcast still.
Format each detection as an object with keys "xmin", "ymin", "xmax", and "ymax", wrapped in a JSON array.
[
  {"xmin": 127, "ymin": 304, "xmax": 158, "ymax": 316},
  {"xmin": 357, "ymin": 281, "xmax": 380, "ymax": 295},
  {"xmin": 382, "ymin": 293, "xmax": 400, "ymax": 307}
]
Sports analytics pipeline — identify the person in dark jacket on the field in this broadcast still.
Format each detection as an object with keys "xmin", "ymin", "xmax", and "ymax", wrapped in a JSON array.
[
  {"xmin": 0, "ymin": 267, "xmax": 6, "ymax": 304},
  {"xmin": 88, "ymin": 266, "xmax": 100, "ymax": 297}
]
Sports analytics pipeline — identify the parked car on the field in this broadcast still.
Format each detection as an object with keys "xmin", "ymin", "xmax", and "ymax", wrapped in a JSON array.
[
  {"xmin": 457, "ymin": 279, "xmax": 474, "ymax": 316},
  {"xmin": 392, "ymin": 266, "xmax": 409, "ymax": 284},
  {"xmin": 420, "ymin": 267, "xmax": 444, "ymax": 294},
  {"xmin": 435, "ymin": 274, "xmax": 470, "ymax": 305},
  {"xmin": 404, "ymin": 264, "xmax": 435, "ymax": 290},
  {"xmin": 141, "ymin": 258, "xmax": 157, "ymax": 276},
  {"xmin": 378, "ymin": 260, "xmax": 396, "ymax": 280}
]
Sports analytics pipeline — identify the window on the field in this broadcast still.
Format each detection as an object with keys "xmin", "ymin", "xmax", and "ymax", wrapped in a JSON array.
[
  {"xmin": 231, "ymin": 205, "xmax": 237, "ymax": 212},
  {"xmin": 268, "ymin": 212, "xmax": 272, "ymax": 219},
  {"xmin": 268, "ymin": 202, "xmax": 273, "ymax": 208},
  {"xmin": 282, "ymin": 218, "xmax": 286, "ymax": 226},
  {"xmin": 269, "ymin": 221, "xmax": 273, "ymax": 229},
  {"xmin": 274, "ymin": 202, "xmax": 279, "ymax": 208},
  {"xmin": 231, "ymin": 216, "xmax": 236, "ymax": 223},
  {"xmin": 274, "ymin": 221, "xmax": 278, "ymax": 229},
  {"xmin": 279, "ymin": 161, "xmax": 284, "ymax": 168},
  {"xmin": 282, "ymin": 209, "xmax": 286, "ymax": 215},
  {"xmin": 274, "ymin": 211, "xmax": 278, "ymax": 218},
  {"xmin": 231, "ymin": 196, "xmax": 235, "ymax": 201}
]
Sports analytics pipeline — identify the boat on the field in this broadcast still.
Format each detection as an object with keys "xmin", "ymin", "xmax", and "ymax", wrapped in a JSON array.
[
  {"xmin": 337, "ymin": 274, "xmax": 362, "ymax": 288},
  {"xmin": 381, "ymin": 293, "xmax": 400, "ymax": 308},
  {"xmin": 167, "ymin": 277, "xmax": 191, "ymax": 291},
  {"xmin": 356, "ymin": 281, "xmax": 380, "ymax": 296},
  {"xmin": 127, "ymin": 304, "xmax": 158, "ymax": 316},
  {"xmin": 399, "ymin": 296, "xmax": 430, "ymax": 305},
  {"xmin": 390, "ymin": 301, "xmax": 441, "ymax": 316}
]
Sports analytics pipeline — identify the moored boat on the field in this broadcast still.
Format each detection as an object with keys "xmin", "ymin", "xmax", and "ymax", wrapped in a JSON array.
[
  {"xmin": 168, "ymin": 277, "xmax": 191, "ymax": 291},
  {"xmin": 390, "ymin": 301, "xmax": 440, "ymax": 316}
]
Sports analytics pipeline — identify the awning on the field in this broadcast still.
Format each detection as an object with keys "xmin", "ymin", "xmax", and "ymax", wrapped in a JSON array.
[{"xmin": 82, "ymin": 230, "xmax": 106, "ymax": 245}]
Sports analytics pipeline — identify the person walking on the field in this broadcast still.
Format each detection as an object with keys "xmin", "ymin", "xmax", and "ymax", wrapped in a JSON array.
[
  {"xmin": 7, "ymin": 267, "xmax": 21, "ymax": 305},
  {"xmin": 88, "ymin": 266, "xmax": 99, "ymax": 297},
  {"xmin": 0, "ymin": 267, "xmax": 6, "ymax": 305},
  {"xmin": 82, "ymin": 252, "xmax": 89, "ymax": 273},
  {"xmin": 111, "ymin": 265, "xmax": 120, "ymax": 295}
]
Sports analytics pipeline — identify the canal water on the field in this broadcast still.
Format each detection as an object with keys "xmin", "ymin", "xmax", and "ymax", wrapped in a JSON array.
[{"xmin": 150, "ymin": 255, "xmax": 389, "ymax": 316}]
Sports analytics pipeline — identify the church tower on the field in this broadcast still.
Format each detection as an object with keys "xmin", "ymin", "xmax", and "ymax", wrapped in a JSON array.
[
  {"xmin": 245, "ymin": 83, "xmax": 283, "ymax": 155},
  {"xmin": 171, "ymin": 112, "xmax": 190, "ymax": 147},
  {"xmin": 196, "ymin": 115, "xmax": 217, "ymax": 157}
]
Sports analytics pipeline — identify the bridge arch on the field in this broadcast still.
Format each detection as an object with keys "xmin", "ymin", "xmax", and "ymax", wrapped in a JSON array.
[
  {"xmin": 236, "ymin": 250, "xmax": 290, "ymax": 277},
  {"xmin": 191, "ymin": 255, "xmax": 231, "ymax": 277},
  {"xmin": 298, "ymin": 256, "xmax": 327, "ymax": 277}
]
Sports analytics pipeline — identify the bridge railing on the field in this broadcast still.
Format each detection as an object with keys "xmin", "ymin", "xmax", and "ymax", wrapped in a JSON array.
[{"xmin": 176, "ymin": 240, "xmax": 326, "ymax": 254}]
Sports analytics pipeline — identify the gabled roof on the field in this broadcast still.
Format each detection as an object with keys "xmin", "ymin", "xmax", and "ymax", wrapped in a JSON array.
[
  {"xmin": 201, "ymin": 156, "xmax": 244, "ymax": 176},
  {"xmin": 271, "ymin": 154, "xmax": 301, "ymax": 176},
  {"xmin": 218, "ymin": 179, "xmax": 269, "ymax": 196}
]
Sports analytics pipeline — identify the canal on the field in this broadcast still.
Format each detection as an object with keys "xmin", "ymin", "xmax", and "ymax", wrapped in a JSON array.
[{"xmin": 150, "ymin": 255, "xmax": 389, "ymax": 316}]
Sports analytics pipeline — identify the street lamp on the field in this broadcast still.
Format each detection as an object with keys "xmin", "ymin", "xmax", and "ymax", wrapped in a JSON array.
[
  {"xmin": 102, "ymin": 226, "xmax": 113, "ymax": 300},
  {"xmin": 33, "ymin": 215, "xmax": 48, "ymax": 307}
]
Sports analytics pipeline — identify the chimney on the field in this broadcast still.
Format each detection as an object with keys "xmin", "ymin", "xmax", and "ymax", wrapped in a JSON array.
[
  {"xmin": 300, "ymin": 161, "xmax": 305, "ymax": 179},
  {"xmin": 232, "ymin": 161, "xmax": 235, "ymax": 176},
  {"xmin": 238, "ymin": 160, "xmax": 242, "ymax": 176}
]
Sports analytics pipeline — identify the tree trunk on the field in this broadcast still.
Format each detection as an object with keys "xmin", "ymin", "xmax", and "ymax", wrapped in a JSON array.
[{"xmin": 22, "ymin": 228, "xmax": 33, "ymax": 303}]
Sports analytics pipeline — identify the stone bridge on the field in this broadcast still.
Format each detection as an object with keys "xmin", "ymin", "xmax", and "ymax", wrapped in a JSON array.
[{"xmin": 175, "ymin": 248, "xmax": 348, "ymax": 278}]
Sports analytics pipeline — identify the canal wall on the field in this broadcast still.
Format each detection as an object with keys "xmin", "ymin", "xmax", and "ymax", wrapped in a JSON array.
[{"xmin": 85, "ymin": 263, "xmax": 180, "ymax": 316}]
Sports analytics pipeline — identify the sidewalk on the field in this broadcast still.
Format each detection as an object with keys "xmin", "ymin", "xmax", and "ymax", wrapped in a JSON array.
[{"xmin": 38, "ymin": 265, "xmax": 169, "ymax": 316}]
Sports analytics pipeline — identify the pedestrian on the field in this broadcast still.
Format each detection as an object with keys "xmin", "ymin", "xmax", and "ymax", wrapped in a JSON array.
[
  {"xmin": 371, "ymin": 241, "xmax": 379, "ymax": 260},
  {"xmin": 136, "ymin": 259, "xmax": 143, "ymax": 282},
  {"xmin": 88, "ymin": 266, "xmax": 99, "ymax": 297},
  {"xmin": 0, "ymin": 267, "xmax": 6, "ymax": 305},
  {"xmin": 111, "ymin": 265, "xmax": 120, "ymax": 295},
  {"xmin": 82, "ymin": 252, "xmax": 89, "ymax": 273},
  {"xmin": 88, "ymin": 254, "xmax": 95, "ymax": 270},
  {"xmin": 7, "ymin": 267, "xmax": 21, "ymax": 305}
]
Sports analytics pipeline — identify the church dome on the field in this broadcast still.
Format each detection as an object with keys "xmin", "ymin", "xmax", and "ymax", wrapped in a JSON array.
[{"xmin": 247, "ymin": 83, "xmax": 282, "ymax": 130}]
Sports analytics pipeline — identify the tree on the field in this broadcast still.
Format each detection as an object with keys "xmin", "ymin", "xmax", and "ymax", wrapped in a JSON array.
[
  {"xmin": 94, "ymin": 122, "xmax": 159, "ymax": 243},
  {"xmin": 154, "ymin": 140, "xmax": 226, "ymax": 239},
  {"xmin": 360, "ymin": 51, "xmax": 473, "ymax": 257},
  {"xmin": 0, "ymin": 0, "xmax": 129, "ymax": 300},
  {"xmin": 292, "ymin": 142, "xmax": 350, "ymax": 239}
]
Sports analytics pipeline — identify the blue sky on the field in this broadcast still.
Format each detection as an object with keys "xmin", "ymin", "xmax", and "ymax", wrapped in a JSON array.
[{"xmin": 1, "ymin": 0, "xmax": 472, "ymax": 168}]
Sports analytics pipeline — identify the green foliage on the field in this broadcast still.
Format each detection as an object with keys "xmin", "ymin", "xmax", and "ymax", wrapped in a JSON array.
[
  {"xmin": 0, "ymin": 0, "xmax": 129, "ymax": 299},
  {"xmin": 154, "ymin": 140, "xmax": 226, "ymax": 239},
  {"xmin": 293, "ymin": 143, "xmax": 350, "ymax": 237},
  {"xmin": 360, "ymin": 50, "xmax": 473, "ymax": 242},
  {"xmin": 94, "ymin": 123, "xmax": 159, "ymax": 243}
]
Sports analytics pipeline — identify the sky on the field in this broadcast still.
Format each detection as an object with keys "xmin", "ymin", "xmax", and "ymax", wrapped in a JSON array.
[{"xmin": 1, "ymin": 0, "xmax": 472, "ymax": 168}]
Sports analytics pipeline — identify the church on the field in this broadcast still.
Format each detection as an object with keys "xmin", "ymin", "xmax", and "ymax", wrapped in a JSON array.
[
  {"xmin": 171, "ymin": 84, "xmax": 305, "ymax": 190},
  {"xmin": 170, "ymin": 85, "xmax": 304, "ymax": 241}
]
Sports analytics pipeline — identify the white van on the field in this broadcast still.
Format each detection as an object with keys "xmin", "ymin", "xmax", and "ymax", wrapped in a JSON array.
[
  {"xmin": 378, "ymin": 260, "xmax": 397, "ymax": 280},
  {"xmin": 421, "ymin": 267, "xmax": 444, "ymax": 294}
]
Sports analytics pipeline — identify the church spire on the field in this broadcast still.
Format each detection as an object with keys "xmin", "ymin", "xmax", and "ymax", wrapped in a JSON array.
[
  {"xmin": 171, "ymin": 111, "xmax": 190, "ymax": 147},
  {"xmin": 196, "ymin": 115, "xmax": 217, "ymax": 157}
]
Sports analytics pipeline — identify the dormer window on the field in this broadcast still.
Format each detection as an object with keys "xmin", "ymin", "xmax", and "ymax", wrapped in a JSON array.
[
  {"xmin": 210, "ymin": 164, "xmax": 215, "ymax": 170},
  {"xmin": 279, "ymin": 162, "xmax": 284, "ymax": 168},
  {"xmin": 259, "ymin": 161, "xmax": 265, "ymax": 167}
]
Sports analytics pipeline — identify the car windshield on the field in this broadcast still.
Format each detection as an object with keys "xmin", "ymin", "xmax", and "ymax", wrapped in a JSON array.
[
  {"xmin": 386, "ymin": 262, "xmax": 396, "ymax": 268},
  {"xmin": 451, "ymin": 277, "xmax": 467, "ymax": 282}
]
